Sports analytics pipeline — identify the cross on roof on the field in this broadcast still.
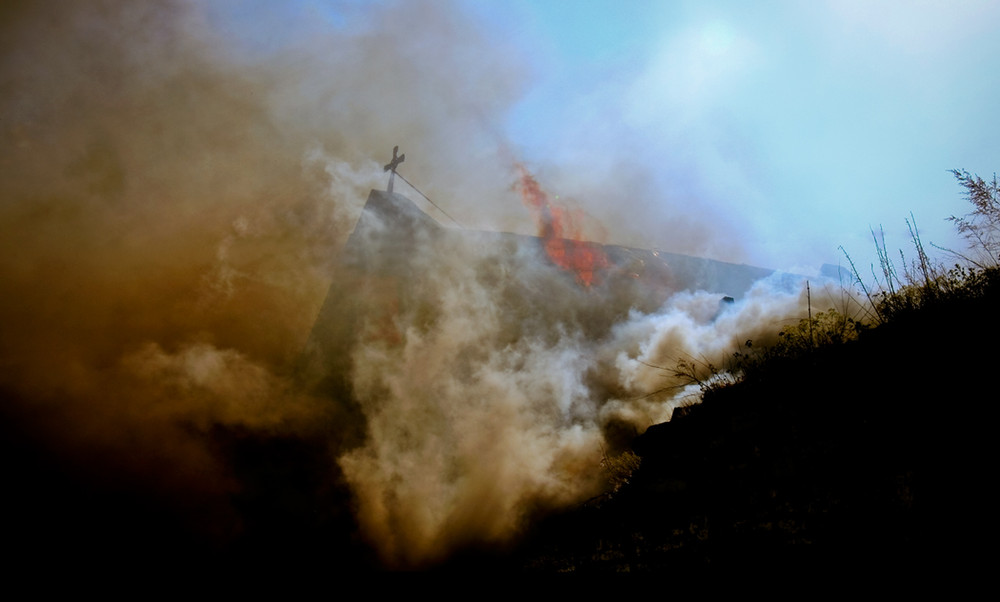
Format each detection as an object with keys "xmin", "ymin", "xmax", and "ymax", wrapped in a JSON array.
[{"xmin": 384, "ymin": 145, "xmax": 405, "ymax": 193}]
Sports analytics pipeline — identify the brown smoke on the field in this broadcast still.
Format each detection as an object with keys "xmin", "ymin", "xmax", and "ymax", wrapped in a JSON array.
[{"xmin": 0, "ymin": 0, "xmax": 827, "ymax": 568}]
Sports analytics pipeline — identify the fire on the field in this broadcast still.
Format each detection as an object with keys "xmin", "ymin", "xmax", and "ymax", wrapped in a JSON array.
[{"xmin": 514, "ymin": 164, "xmax": 610, "ymax": 286}]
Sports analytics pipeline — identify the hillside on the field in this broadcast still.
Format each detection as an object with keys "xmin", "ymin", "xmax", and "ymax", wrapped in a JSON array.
[
  {"xmin": 4, "ymin": 268, "xmax": 994, "ymax": 580},
  {"xmin": 496, "ymin": 267, "xmax": 999, "ymax": 575}
]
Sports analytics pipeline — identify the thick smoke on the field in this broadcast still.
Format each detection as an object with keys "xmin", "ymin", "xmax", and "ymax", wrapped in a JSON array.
[
  {"xmin": 0, "ymin": 0, "xmax": 831, "ymax": 568},
  {"xmin": 331, "ymin": 202, "xmax": 816, "ymax": 567}
]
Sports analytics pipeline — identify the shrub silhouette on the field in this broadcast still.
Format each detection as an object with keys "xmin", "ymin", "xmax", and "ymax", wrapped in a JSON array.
[{"xmin": 947, "ymin": 169, "xmax": 1000, "ymax": 268}]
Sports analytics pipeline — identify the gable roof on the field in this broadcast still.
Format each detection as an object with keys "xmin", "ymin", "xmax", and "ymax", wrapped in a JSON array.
[{"xmin": 341, "ymin": 189, "xmax": 793, "ymax": 296}]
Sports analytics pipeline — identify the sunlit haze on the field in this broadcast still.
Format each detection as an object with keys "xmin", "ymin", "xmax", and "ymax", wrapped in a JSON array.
[{"xmin": 468, "ymin": 0, "xmax": 1000, "ymax": 273}]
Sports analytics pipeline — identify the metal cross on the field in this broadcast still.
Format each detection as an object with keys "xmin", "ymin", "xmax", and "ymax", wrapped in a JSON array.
[{"xmin": 384, "ymin": 145, "xmax": 405, "ymax": 193}]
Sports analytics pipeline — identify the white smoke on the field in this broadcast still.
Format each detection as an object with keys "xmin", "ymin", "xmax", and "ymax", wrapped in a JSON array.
[{"xmin": 320, "ymin": 207, "xmax": 819, "ymax": 566}]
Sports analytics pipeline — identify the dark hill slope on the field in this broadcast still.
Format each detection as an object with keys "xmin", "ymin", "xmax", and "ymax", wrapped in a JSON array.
[{"xmin": 505, "ymin": 273, "xmax": 999, "ymax": 575}]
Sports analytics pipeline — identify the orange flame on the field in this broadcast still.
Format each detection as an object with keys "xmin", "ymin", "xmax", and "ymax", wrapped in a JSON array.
[{"xmin": 514, "ymin": 164, "xmax": 610, "ymax": 287}]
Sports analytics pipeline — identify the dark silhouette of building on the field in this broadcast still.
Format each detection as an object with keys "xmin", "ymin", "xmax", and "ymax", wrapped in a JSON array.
[{"xmin": 298, "ymin": 188, "xmax": 798, "ymax": 411}]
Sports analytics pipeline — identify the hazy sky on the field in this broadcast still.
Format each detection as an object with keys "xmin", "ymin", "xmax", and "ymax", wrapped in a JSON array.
[
  {"xmin": 191, "ymin": 0, "xmax": 1000, "ymax": 275},
  {"xmin": 458, "ymin": 0, "xmax": 1000, "ymax": 274}
]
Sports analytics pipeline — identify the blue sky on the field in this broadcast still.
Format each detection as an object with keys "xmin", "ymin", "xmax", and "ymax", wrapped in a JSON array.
[{"xmin": 455, "ymin": 0, "xmax": 1000, "ymax": 275}]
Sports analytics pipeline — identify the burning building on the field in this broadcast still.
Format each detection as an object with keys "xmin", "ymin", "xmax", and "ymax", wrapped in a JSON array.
[
  {"xmin": 300, "ymin": 181, "xmax": 795, "ymax": 411},
  {"xmin": 249, "ymin": 159, "xmax": 849, "ymax": 570},
  {"xmin": 289, "ymin": 167, "xmax": 821, "ymax": 568}
]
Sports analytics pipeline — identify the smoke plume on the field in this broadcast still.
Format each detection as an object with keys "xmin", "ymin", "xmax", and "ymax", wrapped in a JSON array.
[{"xmin": 0, "ymin": 0, "xmax": 831, "ymax": 568}]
